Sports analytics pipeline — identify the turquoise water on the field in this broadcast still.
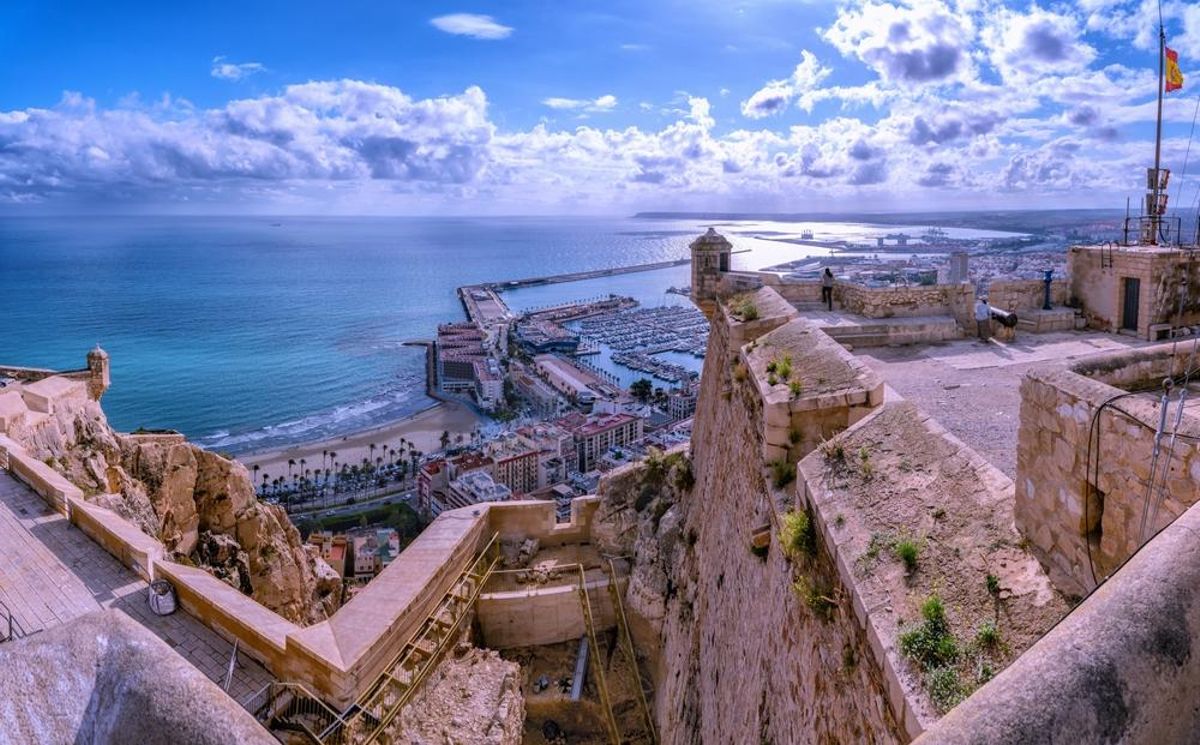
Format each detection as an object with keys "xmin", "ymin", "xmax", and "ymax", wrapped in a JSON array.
[
  {"xmin": 2, "ymin": 215, "xmax": 1005, "ymax": 451},
  {"xmin": 0, "ymin": 216, "xmax": 719, "ymax": 450}
]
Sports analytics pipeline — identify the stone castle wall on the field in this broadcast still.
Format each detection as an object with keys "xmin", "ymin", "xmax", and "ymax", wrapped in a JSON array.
[
  {"xmin": 986, "ymin": 279, "xmax": 1068, "ymax": 312},
  {"xmin": 835, "ymin": 283, "xmax": 974, "ymax": 327},
  {"xmin": 651, "ymin": 287, "xmax": 904, "ymax": 743},
  {"xmin": 1015, "ymin": 344, "xmax": 1200, "ymax": 595}
]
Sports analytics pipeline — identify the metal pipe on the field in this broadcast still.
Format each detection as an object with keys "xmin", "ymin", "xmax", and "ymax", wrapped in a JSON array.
[{"xmin": 571, "ymin": 635, "xmax": 589, "ymax": 701}]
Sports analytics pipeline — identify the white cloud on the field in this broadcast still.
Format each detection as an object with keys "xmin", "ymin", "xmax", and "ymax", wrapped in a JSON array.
[
  {"xmin": 823, "ymin": 1, "xmax": 976, "ymax": 86},
  {"xmin": 430, "ymin": 14, "xmax": 512, "ymax": 40},
  {"xmin": 542, "ymin": 94, "xmax": 618, "ymax": 112},
  {"xmin": 983, "ymin": 7, "xmax": 1096, "ymax": 82},
  {"xmin": 211, "ymin": 57, "xmax": 266, "ymax": 81},
  {"xmin": 742, "ymin": 50, "xmax": 833, "ymax": 118}
]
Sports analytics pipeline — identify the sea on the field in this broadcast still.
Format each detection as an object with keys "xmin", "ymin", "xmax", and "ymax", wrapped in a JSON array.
[{"xmin": 0, "ymin": 215, "xmax": 1021, "ymax": 453}]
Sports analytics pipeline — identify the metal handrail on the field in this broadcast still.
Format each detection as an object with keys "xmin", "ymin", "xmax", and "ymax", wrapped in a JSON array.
[
  {"xmin": 577, "ymin": 566, "xmax": 622, "ymax": 745},
  {"xmin": 606, "ymin": 559, "xmax": 657, "ymax": 744}
]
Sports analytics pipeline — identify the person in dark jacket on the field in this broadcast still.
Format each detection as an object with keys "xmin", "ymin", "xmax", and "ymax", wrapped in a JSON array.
[{"xmin": 821, "ymin": 268, "xmax": 834, "ymax": 311}]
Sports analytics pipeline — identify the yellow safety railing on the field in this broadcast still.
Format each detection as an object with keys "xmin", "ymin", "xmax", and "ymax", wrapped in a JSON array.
[
  {"xmin": 355, "ymin": 532, "xmax": 501, "ymax": 743},
  {"xmin": 607, "ymin": 558, "xmax": 657, "ymax": 744}
]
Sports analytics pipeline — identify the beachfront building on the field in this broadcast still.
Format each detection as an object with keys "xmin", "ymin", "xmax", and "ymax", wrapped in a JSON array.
[
  {"xmin": 564, "ymin": 412, "xmax": 645, "ymax": 472},
  {"xmin": 533, "ymin": 354, "xmax": 597, "ymax": 407},
  {"xmin": 436, "ymin": 322, "xmax": 502, "ymax": 412},
  {"xmin": 668, "ymin": 387, "xmax": 698, "ymax": 420},
  {"xmin": 419, "ymin": 451, "xmax": 496, "ymax": 515},
  {"xmin": 485, "ymin": 433, "xmax": 541, "ymax": 496},
  {"xmin": 518, "ymin": 421, "xmax": 578, "ymax": 475},
  {"xmin": 509, "ymin": 362, "xmax": 565, "ymax": 417},
  {"xmin": 445, "ymin": 471, "xmax": 512, "ymax": 509}
]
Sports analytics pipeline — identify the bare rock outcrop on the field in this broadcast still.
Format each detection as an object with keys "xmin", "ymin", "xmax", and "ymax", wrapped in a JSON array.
[
  {"xmin": 394, "ymin": 641, "xmax": 524, "ymax": 745},
  {"xmin": 593, "ymin": 448, "xmax": 695, "ymax": 643},
  {"xmin": 4, "ymin": 385, "xmax": 339, "ymax": 625}
]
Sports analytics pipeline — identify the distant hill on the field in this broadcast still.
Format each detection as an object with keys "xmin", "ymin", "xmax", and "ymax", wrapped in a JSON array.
[{"xmin": 632, "ymin": 209, "xmax": 1127, "ymax": 235}]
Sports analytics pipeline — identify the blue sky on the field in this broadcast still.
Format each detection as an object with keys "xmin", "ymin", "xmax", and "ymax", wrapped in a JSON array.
[{"xmin": 2, "ymin": 0, "xmax": 1200, "ymax": 214}]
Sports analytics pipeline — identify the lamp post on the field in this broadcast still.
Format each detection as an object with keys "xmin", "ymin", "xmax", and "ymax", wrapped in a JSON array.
[{"xmin": 1043, "ymin": 269, "xmax": 1054, "ymax": 311}]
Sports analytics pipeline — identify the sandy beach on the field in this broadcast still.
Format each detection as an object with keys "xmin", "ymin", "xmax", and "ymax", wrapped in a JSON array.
[{"xmin": 236, "ymin": 400, "xmax": 482, "ymax": 482}]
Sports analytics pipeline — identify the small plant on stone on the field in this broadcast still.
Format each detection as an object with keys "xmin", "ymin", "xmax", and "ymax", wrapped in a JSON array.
[
  {"xmin": 788, "ymin": 426, "xmax": 802, "ymax": 445},
  {"xmin": 933, "ymin": 507, "xmax": 946, "ymax": 520},
  {"xmin": 766, "ymin": 360, "xmax": 778, "ymax": 374},
  {"xmin": 731, "ymin": 296, "xmax": 759, "ymax": 321},
  {"xmin": 834, "ymin": 513, "xmax": 845, "ymax": 528},
  {"xmin": 894, "ymin": 537, "xmax": 920, "ymax": 573},
  {"xmin": 925, "ymin": 665, "xmax": 966, "ymax": 713},
  {"xmin": 767, "ymin": 373, "xmax": 778, "ymax": 386},
  {"xmin": 780, "ymin": 509, "xmax": 814, "ymax": 557},
  {"xmin": 899, "ymin": 594, "xmax": 959, "ymax": 671},
  {"xmin": 986, "ymin": 573, "xmax": 1000, "ymax": 597},
  {"xmin": 733, "ymin": 362, "xmax": 749, "ymax": 384},
  {"xmin": 775, "ymin": 354, "xmax": 793, "ymax": 381},
  {"xmin": 770, "ymin": 458, "xmax": 796, "ymax": 489},
  {"xmin": 821, "ymin": 439, "xmax": 846, "ymax": 463},
  {"xmin": 975, "ymin": 621, "xmax": 1000, "ymax": 650},
  {"xmin": 789, "ymin": 380, "xmax": 803, "ymax": 399},
  {"xmin": 794, "ymin": 574, "xmax": 836, "ymax": 619},
  {"xmin": 750, "ymin": 542, "xmax": 769, "ymax": 560}
]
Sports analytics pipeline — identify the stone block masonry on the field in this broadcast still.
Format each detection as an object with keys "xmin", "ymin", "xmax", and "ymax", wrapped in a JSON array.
[{"xmin": 1015, "ymin": 343, "xmax": 1200, "ymax": 595}]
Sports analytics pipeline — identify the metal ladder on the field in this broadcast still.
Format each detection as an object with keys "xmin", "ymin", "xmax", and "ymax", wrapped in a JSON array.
[{"xmin": 605, "ymin": 559, "xmax": 657, "ymax": 745}]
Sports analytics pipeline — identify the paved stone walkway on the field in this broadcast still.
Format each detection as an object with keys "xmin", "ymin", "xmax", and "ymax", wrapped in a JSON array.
[
  {"xmin": 0, "ymin": 470, "xmax": 274, "ymax": 705},
  {"xmin": 858, "ymin": 332, "xmax": 1148, "ymax": 478}
]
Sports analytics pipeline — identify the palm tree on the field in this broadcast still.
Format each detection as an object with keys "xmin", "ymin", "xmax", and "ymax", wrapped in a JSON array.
[
  {"xmin": 287, "ymin": 459, "xmax": 296, "ymax": 480},
  {"xmin": 369, "ymin": 443, "xmax": 376, "ymax": 464},
  {"xmin": 300, "ymin": 458, "xmax": 307, "ymax": 479},
  {"xmin": 439, "ymin": 430, "xmax": 451, "ymax": 450},
  {"xmin": 322, "ymin": 449, "xmax": 328, "ymax": 471},
  {"xmin": 261, "ymin": 473, "xmax": 269, "ymax": 495},
  {"xmin": 252, "ymin": 464, "xmax": 260, "ymax": 491}
]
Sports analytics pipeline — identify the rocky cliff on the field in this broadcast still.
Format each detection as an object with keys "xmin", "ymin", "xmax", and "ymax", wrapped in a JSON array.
[{"xmin": 5, "ymin": 386, "xmax": 340, "ymax": 625}]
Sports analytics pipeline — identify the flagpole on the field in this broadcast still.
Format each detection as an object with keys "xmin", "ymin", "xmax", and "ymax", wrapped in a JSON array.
[{"xmin": 1153, "ymin": 18, "xmax": 1166, "ymax": 244}]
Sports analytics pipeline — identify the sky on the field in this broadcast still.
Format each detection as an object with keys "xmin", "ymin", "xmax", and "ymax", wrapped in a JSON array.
[{"xmin": 3, "ymin": 0, "xmax": 1200, "ymax": 215}]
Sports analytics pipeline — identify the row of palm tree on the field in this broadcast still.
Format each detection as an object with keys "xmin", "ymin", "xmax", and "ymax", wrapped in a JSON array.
[{"xmin": 248, "ymin": 437, "xmax": 427, "ymax": 511}]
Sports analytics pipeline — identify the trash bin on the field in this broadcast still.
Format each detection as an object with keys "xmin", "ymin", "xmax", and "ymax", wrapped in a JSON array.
[{"xmin": 148, "ymin": 579, "xmax": 177, "ymax": 616}]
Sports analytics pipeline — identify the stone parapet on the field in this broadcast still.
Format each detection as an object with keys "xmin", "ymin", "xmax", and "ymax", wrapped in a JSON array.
[
  {"xmin": 1015, "ymin": 343, "xmax": 1200, "ymax": 595},
  {"xmin": 799, "ymin": 401, "xmax": 1067, "ymax": 738},
  {"xmin": 986, "ymin": 279, "xmax": 1068, "ymax": 312},
  {"xmin": 915, "ymin": 497, "xmax": 1200, "ymax": 744},
  {"xmin": 835, "ymin": 282, "xmax": 974, "ymax": 328}
]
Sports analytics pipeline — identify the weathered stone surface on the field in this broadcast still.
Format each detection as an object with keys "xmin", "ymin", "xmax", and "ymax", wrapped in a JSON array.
[
  {"xmin": 0, "ymin": 377, "xmax": 339, "ymax": 625},
  {"xmin": 0, "ymin": 609, "xmax": 275, "ymax": 745},
  {"xmin": 395, "ymin": 641, "xmax": 524, "ymax": 745}
]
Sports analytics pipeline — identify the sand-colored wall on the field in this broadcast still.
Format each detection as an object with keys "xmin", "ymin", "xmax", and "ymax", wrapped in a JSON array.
[
  {"xmin": 987, "ymin": 279, "xmax": 1068, "ymax": 312},
  {"xmin": 1015, "ymin": 345, "xmax": 1200, "ymax": 595},
  {"xmin": 835, "ymin": 283, "xmax": 974, "ymax": 326},
  {"xmin": 1068, "ymin": 246, "xmax": 1200, "ymax": 339},
  {"xmin": 654, "ymin": 287, "xmax": 903, "ymax": 744},
  {"xmin": 477, "ymin": 574, "xmax": 622, "ymax": 649},
  {"xmin": 1, "ymin": 429, "xmax": 605, "ymax": 710}
]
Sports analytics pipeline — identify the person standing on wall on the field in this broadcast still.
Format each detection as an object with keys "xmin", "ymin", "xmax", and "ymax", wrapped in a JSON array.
[
  {"xmin": 975, "ymin": 295, "xmax": 992, "ymax": 341},
  {"xmin": 821, "ymin": 268, "xmax": 834, "ymax": 311}
]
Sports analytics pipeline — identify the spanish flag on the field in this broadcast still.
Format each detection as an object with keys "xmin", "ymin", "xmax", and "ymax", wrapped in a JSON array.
[{"xmin": 1167, "ymin": 47, "xmax": 1184, "ymax": 92}]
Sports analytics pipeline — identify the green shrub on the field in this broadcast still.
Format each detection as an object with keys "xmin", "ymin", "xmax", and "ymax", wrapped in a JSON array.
[
  {"xmin": 985, "ymin": 573, "xmax": 1000, "ymax": 596},
  {"xmin": 788, "ymin": 426, "xmax": 802, "ymax": 445},
  {"xmin": 766, "ymin": 360, "xmax": 778, "ymax": 374},
  {"xmin": 750, "ymin": 542, "xmax": 769, "ymax": 560},
  {"xmin": 780, "ymin": 509, "xmax": 814, "ymax": 557},
  {"xmin": 767, "ymin": 373, "xmax": 778, "ymax": 386},
  {"xmin": 731, "ymin": 296, "xmax": 759, "ymax": 321},
  {"xmin": 975, "ymin": 621, "xmax": 1000, "ymax": 649},
  {"xmin": 821, "ymin": 440, "xmax": 846, "ymax": 463},
  {"xmin": 789, "ymin": 380, "xmax": 803, "ymax": 398},
  {"xmin": 794, "ymin": 575, "xmax": 835, "ymax": 619},
  {"xmin": 733, "ymin": 363, "xmax": 749, "ymax": 383},
  {"xmin": 925, "ymin": 666, "xmax": 966, "ymax": 712},
  {"xmin": 770, "ymin": 459, "xmax": 796, "ymax": 489},
  {"xmin": 899, "ymin": 594, "xmax": 958, "ymax": 670},
  {"xmin": 894, "ymin": 538, "xmax": 920, "ymax": 573}
]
